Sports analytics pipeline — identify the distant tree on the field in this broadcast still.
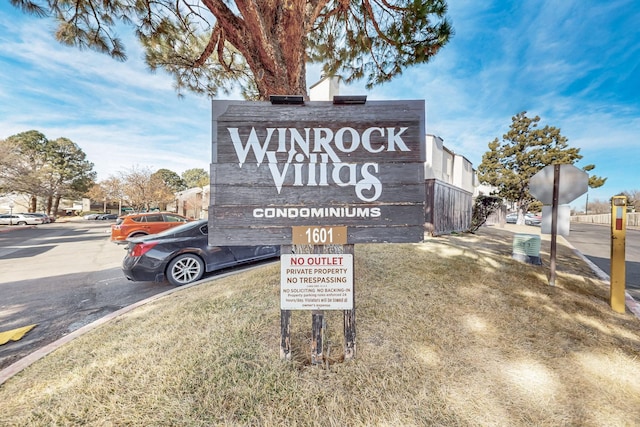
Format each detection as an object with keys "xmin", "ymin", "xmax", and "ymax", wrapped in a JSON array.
[
  {"xmin": 581, "ymin": 164, "xmax": 607, "ymax": 214},
  {"xmin": 1, "ymin": 130, "xmax": 50, "ymax": 211},
  {"xmin": 182, "ymin": 168, "xmax": 209, "ymax": 188},
  {"xmin": 86, "ymin": 183, "xmax": 108, "ymax": 212},
  {"xmin": 153, "ymin": 168, "xmax": 187, "ymax": 192},
  {"xmin": 150, "ymin": 170, "xmax": 180, "ymax": 210},
  {"xmin": 0, "ymin": 138, "xmax": 21, "ymax": 196},
  {"xmin": 119, "ymin": 166, "xmax": 175, "ymax": 211},
  {"xmin": 90, "ymin": 176, "xmax": 127, "ymax": 213},
  {"xmin": 586, "ymin": 198, "xmax": 611, "ymax": 215},
  {"xmin": 11, "ymin": 0, "xmax": 453, "ymax": 100},
  {"xmin": 45, "ymin": 137, "xmax": 96, "ymax": 215},
  {"xmin": 119, "ymin": 166, "xmax": 155, "ymax": 212},
  {"xmin": 0, "ymin": 130, "xmax": 95, "ymax": 214},
  {"xmin": 620, "ymin": 190, "xmax": 639, "ymax": 212},
  {"xmin": 102, "ymin": 176, "xmax": 126, "ymax": 212},
  {"xmin": 477, "ymin": 112, "xmax": 604, "ymax": 225}
]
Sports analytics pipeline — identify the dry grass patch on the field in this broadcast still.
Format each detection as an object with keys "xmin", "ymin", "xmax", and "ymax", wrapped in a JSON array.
[{"xmin": 1, "ymin": 226, "xmax": 640, "ymax": 426}]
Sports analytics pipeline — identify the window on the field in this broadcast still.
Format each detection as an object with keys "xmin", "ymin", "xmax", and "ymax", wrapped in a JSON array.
[{"xmin": 164, "ymin": 214, "xmax": 188, "ymax": 223}]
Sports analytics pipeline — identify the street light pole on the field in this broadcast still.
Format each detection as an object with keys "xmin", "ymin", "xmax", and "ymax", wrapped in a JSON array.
[{"xmin": 9, "ymin": 202, "xmax": 14, "ymax": 226}]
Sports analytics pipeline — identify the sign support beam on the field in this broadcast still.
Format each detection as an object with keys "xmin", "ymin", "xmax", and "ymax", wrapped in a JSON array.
[{"xmin": 549, "ymin": 165, "xmax": 560, "ymax": 286}]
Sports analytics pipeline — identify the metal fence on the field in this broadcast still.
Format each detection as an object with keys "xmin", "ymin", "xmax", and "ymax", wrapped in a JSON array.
[{"xmin": 572, "ymin": 213, "xmax": 640, "ymax": 227}]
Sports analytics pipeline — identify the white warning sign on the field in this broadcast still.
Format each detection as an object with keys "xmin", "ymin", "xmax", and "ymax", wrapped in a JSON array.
[{"xmin": 280, "ymin": 254, "xmax": 353, "ymax": 310}]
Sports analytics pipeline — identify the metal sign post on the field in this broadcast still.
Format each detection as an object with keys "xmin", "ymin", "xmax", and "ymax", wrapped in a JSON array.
[
  {"xmin": 610, "ymin": 196, "xmax": 627, "ymax": 313},
  {"xmin": 529, "ymin": 164, "xmax": 588, "ymax": 286},
  {"xmin": 549, "ymin": 165, "xmax": 560, "ymax": 286}
]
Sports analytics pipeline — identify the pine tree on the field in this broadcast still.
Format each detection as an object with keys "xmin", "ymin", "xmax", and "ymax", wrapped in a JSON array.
[
  {"xmin": 11, "ymin": 0, "xmax": 453, "ymax": 100},
  {"xmin": 477, "ymin": 112, "xmax": 605, "ymax": 223}
]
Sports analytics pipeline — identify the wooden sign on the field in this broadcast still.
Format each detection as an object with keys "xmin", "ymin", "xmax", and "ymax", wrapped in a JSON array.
[{"xmin": 209, "ymin": 100, "xmax": 426, "ymax": 246}]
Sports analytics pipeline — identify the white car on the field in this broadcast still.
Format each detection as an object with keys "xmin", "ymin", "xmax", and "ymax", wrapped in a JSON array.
[
  {"xmin": 506, "ymin": 213, "xmax": 518, "ymax": 224},
  {"xmin": 20, "ymin": 212, "xmax": 52, "ymax": 223},
  {"xmin": 0, "ymin": 214, "xmax": 44, "ymax": 226}
]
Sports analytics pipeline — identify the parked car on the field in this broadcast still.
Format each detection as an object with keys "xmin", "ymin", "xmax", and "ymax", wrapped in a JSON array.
[
  {"xmin": 0, "ymin": 214, "xmax": 44, "ymax": 226},
  {"xmin": 506, "ymin": 212, "xmax": 541, "ymax": 226},
  {"xmin": 111, "ymin": 212, "xmax": 192, "ymax": 242},
  {"xmin": 84, "ymin": 213, "xmax": 107, "ymax": 220},
  {"xmin": 525, "ymin": 213, "xmax": 542, "ymax": 226},
  {"xmin": 96, "ymin": 213, "xmax": 119, "ymax": 220},
  {"xmin": 20, "ymin": 212, "xmax": 52, "ymax": 223},
  {"xmin": 122, "ymin": 220, "xmax": 280, "ymax": 286}
]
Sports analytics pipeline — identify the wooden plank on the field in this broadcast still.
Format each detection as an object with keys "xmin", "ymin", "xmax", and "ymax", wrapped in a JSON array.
[
  {"xmin": 311, "ymin": 311, "xmax": 323, "ymax": 365},
  {"xmin": 214, "ymin": 100, "xmax": 425, "ymax": 127},
  {"xmin": 343, "ymin": 244, "xmax": 356, "ymax": 361},
  {"xmin": 425, "ymin": 178, "xmax": 472, "ymax": 236},
  {"xmin": 211, "ymin": 162, "xmax": 424, "ymax": 185},
  {"xmin": 209, "ymin": 204, "xmax": 424, "ymax": 224},
  {"xmin": 280, "ymin": 309, "xmax": 291, "ymax": 360},
  {"xmin": 215, "ymin": 123, "xmax": 424, "ymax": 163},
  {"xmin": 211, "ymin": 183, "xmax": 426, "ymax": 205},
  {"xmin": 209, "ymin": 225, "xmax": 424, "ymax": 246},
  {"xmin": 280, "ymin": 244, "xmax": 292, "ymax": 360}
]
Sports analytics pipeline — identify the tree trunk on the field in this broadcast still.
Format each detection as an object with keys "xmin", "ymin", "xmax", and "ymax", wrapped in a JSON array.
[
  {"xmin": 53, "ymin": 195, "xmax": 62, "ymax": 217},
  {"xmin": 205, "ymin": 0, "xmax": 312, "ymax": 99}
]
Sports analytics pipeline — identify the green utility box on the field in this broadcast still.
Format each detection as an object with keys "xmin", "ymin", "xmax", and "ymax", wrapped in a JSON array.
[{"xmin": 512, "ymin": 234, "xmax": 542, "ymax": 265}]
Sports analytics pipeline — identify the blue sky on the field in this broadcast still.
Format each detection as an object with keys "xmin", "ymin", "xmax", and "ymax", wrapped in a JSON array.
[{"xmin": 1, "ymin": 1, "xmax": 638, "ymax": 210}]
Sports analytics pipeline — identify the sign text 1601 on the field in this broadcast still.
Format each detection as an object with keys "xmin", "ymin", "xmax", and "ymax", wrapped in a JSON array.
[{"xmin": 292, "ymin": 226, "xmax": 347, "ymax": 245}]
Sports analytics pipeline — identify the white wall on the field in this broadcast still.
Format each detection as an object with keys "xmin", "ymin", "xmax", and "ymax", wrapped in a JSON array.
[
  {"xmin": 309, "ymin": 76, "xmax": 340, "ymax": 101},
  {"xmin": 425, "ymin": 134, "xmax": 476, "ymax": 194},
  {"xmin": 453, "ymin": 154, "xmax": 475, "ymax": 194},
  {"xmin": 425, "ymin": 134, "xmax": 444, "ymax": 180}
]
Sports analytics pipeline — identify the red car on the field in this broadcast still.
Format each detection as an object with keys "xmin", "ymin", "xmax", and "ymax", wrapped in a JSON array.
[{"xmin": 111, "ymin": 212, "xmax": 191, "ymax": 242}]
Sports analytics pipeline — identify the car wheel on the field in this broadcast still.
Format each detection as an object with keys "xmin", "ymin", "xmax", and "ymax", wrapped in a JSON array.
[
  {"xmin": 167, "ymin": 254, "xmax": 205, "ymax": 286},
  {"xmin": 17, "ymin": 221, "xmax": 27, "ymax": 225}
]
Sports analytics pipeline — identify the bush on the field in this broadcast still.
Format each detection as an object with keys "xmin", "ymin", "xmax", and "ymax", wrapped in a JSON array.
[{"xmin": 468, "ymin": 195, "xmax": 502, "ymax": 233}]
